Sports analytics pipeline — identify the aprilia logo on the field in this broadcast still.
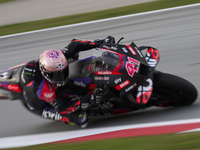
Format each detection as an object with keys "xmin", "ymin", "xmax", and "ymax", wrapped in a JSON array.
[{"xmin": 42, "ymin": 110, "xmax": 62, "ymax": 120}]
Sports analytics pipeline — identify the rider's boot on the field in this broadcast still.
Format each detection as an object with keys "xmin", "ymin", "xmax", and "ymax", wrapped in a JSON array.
[{"xmin": 78, "ymin": 110, "xmax": 88, "ymax": 128}]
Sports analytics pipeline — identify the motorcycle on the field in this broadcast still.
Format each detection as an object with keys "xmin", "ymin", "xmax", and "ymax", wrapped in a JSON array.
[{"xmin": 0, "ymin": 38, "xmax": 198, "ymax": 118}]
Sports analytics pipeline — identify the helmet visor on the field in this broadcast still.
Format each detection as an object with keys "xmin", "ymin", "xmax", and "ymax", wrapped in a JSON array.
[{"xmin": 47, "ymin": 67, "xmax": 69, "ymax": 85}]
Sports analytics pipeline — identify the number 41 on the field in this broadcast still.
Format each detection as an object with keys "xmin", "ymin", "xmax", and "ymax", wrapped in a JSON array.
[{"xmin": 125, "ymin": 57, "xmax": 140, "ymax": 77}]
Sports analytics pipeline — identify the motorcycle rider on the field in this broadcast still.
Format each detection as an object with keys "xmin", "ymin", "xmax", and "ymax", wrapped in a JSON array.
[{"xmin": 20, "ymin": 36, "xmax": 115, "ymax": 127}]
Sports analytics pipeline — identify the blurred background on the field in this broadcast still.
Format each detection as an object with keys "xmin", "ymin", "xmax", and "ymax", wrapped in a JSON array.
[
  {"xmin": 0, "ymin": 0, "xmax": 200, "ymax": 149},
  {"xmin": 0, "ymin": 0, "xmax": 154, "ymax": 26}
]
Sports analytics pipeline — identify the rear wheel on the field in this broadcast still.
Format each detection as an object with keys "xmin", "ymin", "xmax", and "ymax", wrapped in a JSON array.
[{"xmin": 150, "ymin": 71, "xmax": 198, "ymax": 107}]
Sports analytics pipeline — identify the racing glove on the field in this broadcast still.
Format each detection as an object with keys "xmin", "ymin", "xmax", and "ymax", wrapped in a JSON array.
[
  {"xmin": 94, "ymin": 39, "xmax": 104, "ymax": 47},
  {"xmin": 84, "ymin": 36, "xmax": 115, "ymax": 48},
  {"xmin": 104, "ymin": 36, "xmax": 115, "ymax": 44},
  {"xmin": 81, "ymin": 93, "xmax": 103, "ymax": 110}
]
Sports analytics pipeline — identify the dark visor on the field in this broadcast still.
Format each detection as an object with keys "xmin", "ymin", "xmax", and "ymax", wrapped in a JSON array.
[{"xmin": 47, "ymin": 67, "xmax": 69, "ymax": 83}]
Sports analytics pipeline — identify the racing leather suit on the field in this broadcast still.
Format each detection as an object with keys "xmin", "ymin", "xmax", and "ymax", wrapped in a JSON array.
[{"xmin": 20, "ymin": 39, "xmax": 104, "ymax": 126}]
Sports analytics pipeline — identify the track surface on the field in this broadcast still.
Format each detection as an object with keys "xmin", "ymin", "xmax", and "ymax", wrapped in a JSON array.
[{"xmin": 0, "ymin": 5, "xmax": 200, "ymax": 138}]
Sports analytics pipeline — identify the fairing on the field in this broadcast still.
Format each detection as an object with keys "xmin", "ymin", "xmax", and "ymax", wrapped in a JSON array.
[{"xmin": 68, "ymin": 42, "xmax": 160, "ymax": 105}]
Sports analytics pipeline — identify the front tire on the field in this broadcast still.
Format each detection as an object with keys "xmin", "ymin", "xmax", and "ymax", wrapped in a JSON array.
[{"xmin": 150, "ymin": 71, "xmax": 198, "ymax": 107}]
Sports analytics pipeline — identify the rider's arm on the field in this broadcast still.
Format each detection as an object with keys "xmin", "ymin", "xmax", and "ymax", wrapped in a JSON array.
[
  {"xmin": 62, "ymin": 36, "xmax": 115, "ymax": 59},
  {"xmin": 62, "ymin": 39, "xmax": 104, "ymax": 59}
]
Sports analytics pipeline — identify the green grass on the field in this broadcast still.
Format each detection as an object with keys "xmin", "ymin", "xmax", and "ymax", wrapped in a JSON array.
[
  {"xmin": 0, "ymin": 0, "xmax": 200, "ymax": 36},
  {"xmin": 0, "ymin": 0, "xmax": 20, "ymax": 4},
  {"xmin": 8, "ymin": 132, "xmax": 200, "ymax": 150}
]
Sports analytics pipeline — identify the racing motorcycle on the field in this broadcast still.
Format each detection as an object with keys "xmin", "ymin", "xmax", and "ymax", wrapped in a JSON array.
[{"xmin": 0, "ymin": 38, "xmax": 198, "ymax": 118}]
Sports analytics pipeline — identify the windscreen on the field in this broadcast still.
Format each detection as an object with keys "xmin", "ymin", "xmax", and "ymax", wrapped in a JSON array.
[{"xmin": 93, "ymin": 48, "xmax": 120, "ymax": 71}]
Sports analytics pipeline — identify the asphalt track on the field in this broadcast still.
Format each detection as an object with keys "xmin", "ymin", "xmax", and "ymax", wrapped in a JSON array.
[{"xmin": 0, "ymin": 4, "xmax": 200, "ymax": 141}]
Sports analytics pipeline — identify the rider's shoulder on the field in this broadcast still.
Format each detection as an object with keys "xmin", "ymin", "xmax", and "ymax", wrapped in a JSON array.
[
  {"xmin": 22, "ymin": 60, "xmax": 39, "ymax": 80},
  {"xmin": 25, "ymin": 60, "xmax": 39, "ymax": 67}
]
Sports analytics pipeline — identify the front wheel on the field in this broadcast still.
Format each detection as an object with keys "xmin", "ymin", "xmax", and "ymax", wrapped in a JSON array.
[{"xmin": 149, "ymin": 71, "xmax": 198, "ymax": 107}]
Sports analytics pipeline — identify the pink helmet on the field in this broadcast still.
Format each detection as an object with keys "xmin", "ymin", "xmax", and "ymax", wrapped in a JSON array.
[{"xmin": 39, "ymin": 49, "xmax": 69, "ymax": 86}]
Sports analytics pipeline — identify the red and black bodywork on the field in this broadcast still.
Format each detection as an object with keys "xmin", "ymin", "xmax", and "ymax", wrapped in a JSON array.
[
  {"xmin": 67, "ymin": 42, "xmax": 160, "ymax": 108},
  {"xmin": 0, "ymin": 41, "xmax": 197, "ymax": 116}
]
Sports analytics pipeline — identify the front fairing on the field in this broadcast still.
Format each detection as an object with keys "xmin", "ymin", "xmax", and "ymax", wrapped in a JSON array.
[
  {"xmin": 92, "ymin": 43, "xmax": 156, "ymax": 97},
  {"xmin": 68, "ymin": 42, "xmax": 160, "ymax": 105}
]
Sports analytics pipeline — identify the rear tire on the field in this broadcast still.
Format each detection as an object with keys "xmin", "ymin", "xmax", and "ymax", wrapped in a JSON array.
[{"xmin": 150, "ymin": 71, "xmax": 198, "ymax": 107}]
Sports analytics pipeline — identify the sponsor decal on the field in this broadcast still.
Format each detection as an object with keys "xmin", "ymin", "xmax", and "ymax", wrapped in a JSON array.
[
  {"xmin": 122, "ymin": 47, "xmax": 128, "ymax": 53},
  {"xmin": 111, "ymin": 46, "xmax": 117, "ymax": 50},
  {"xmin": 95, "ymin": 76, "xmax": 109, "ymax": 81},
  {"xmin": 94, "ymin": 71, "xmax": 122, "ymax": 75},
  {"xmin": 115, "ymin": 80, "xmax": 130, "ymax": 90},
  {"xmin": 47, "ymin": 50, "xmax": 59, "ymax": 59},
  {"xmin": 126, "ymin": 45, "xmax": 136, "ymax": 55},
  {"xmin": 56, "ymin": 63, "xmax": 64, "ymax": 70},
  {"xmin": 114, "ymin": 77, "xmax": 122, "ymax": 84},
  {"xmin": 125, "ymin": 57, "xmax": 140, "ymax": 77},
  {"xmin": 24, "ymin": 67, "xmax": 35, "ymax": 72},
  {"xmin": 74, "ymin": 81, "xmax": 86, "ymax": 87},
  {"xmin": 103, "ymin": 45, "xmax": 111, "ymax": 49},
  {"xmin": 95, "ymin": 71, "xmax": 112, "ymax": 75},
  {"xmin": 135, "ymin": 47, "xmax": 143, "ymax": 57},
  {"xmin": 43, "ymin": 92, "xmax": 54, "ymax": 99},
  {"xmin": 42, "ymin": 110, "xmax": 62, "ymax": 120},
  {"xmin": 125, "ymin": 83, "xmax": 137, "ymax": 92},
  {"xmin": 6, "ymin": 84, "xmax": 21, "ymax": 92}
]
